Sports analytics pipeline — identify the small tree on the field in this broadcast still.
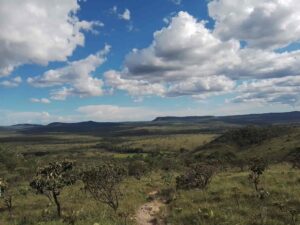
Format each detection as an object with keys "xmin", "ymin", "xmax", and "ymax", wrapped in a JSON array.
[
  {"xmin": 30, "ymin": 160, "xmax": 76, "ymax": 217},
  {"xmin": 176, "ymin": 163, "xmax": 215, "ymax": 190},
  {"xmin": 81, "ymin": 163, "xmax": 127, "ymax": 213},
  {"xmin": 248, "ymin": 158, "xmax": 267, "ymax": 192}
]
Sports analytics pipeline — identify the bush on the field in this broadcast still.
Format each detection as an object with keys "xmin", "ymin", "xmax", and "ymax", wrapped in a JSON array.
[
  {"xmin": 128, "ymin": 160, "xmax": 148, "ymax": 179},
  {"xmin": 176, "ymin": 164, "xmax": 215, "ymax": 190}
]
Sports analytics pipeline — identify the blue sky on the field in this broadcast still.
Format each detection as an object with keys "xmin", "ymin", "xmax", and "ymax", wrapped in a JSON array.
[{"xmin": 0, "ymin": 0, "xmax": 300, "ymax": 125}]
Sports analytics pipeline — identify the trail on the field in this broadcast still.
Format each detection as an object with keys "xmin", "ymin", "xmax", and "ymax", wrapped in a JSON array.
[{"xmin": 135, "ymin": 191, "xmax": 164, "ymax": 225}]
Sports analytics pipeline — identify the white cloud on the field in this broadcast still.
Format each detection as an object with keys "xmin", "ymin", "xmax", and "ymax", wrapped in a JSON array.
[
  {"xmin": 208, "ymin": 0, "xmax": 300, "ymax": 50},
  {"xmin": 28, "ymin": 45, "xmax": 110, "ymax": 100},
  {"xmin": 104, "ymin": 9, "xmax": 300, "ymax": 104},
  {"xmin": 30, "ymin": 98, "xmax": 51, "ymax": 104},
  {"xmin": 111, "ymin": 6, "xmax": 131, "ymax": 21},
  {"xmin": 0, "ymin": 110, "xmax": 60, "ymax": 125},
  {"xmin": 226, "ymin": 48, "xmax": 300, "ymax": 79},
  {"xmin": 104, "ymin": 12, "xmax": 239, "ymax": 99},
  {"xmin": 232, "ymin": 76, "xmax": 300, "ymax": 105},
  {"xmin": 77, "ymin": 105, "xmax": 161, "ymax": 122},
  {"xmin": 119, "ymin": 9, "xmax": 131, "ymax": 21},
  {"xmin": 105, "ymin": 70, "xmax": 166, "ymax": 97},
  {"xmin": 166, "ymin": 75, "xmax": 235, "ymax": 97},
  {"xmin": 0, "ymin": 76, "xmax": 22, "ymax": 87},
  {"xmin": 0, "ymin": 0, "xmax": 102, "ymax": 77}
]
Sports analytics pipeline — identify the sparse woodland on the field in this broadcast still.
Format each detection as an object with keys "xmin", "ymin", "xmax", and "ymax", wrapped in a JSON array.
[{"xmin": 0, "ymin": 126, "xmax": 299, "ymax": 225}]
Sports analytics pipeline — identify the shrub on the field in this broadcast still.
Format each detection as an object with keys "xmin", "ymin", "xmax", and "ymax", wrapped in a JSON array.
[
  {"xmin": 128, "ymin": 160, "xmax": 148, "ymax": 179},
  {"xmin": 176, "ymin": 164, "xmax": 215, "ymax": 190}
]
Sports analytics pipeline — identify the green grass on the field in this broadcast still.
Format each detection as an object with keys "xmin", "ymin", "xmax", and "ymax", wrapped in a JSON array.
[
  {"xmin": 112, "ymin": 134, "xmax": 216, "ymax": 153},
  {"xmin": 0, "ymin": 128, "xmax": 299, "ymax": 225},
  {"xmin": 166, "ymin": 164, "xmax": 300, "ymax": 225}
]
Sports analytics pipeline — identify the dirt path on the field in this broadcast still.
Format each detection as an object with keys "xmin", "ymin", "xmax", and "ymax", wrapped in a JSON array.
[{"xmin": 135, "ymin": 192, "xmax": 164, "ymax": 225}]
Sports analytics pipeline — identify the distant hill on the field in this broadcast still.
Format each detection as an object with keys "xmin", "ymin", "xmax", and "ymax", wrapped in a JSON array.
[
  {"xmin": 153, "ymin": 111, "xmax": 300, "ymax": 124},
  {"xmin": 1, "ymin": 111, "xmax": 300, "ymax": 135},
  {"xmin": 10, "ymin": 124, "xmax": 43, "ymax": 129},
  {"xmin": 23, "ymin": 121, "xmax": 122, "ymax": 134},
  {"xmin": 153, "ymin": 116, "xmax": 215, "ymax": 123},
  {"xmin": 0, "ymin": 124, "xmax": 43, "ymax": 131}
]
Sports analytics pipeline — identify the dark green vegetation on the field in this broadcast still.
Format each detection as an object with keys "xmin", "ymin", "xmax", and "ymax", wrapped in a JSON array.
[{"xmin": 0, "ymin": 111, "xmax": 300, "ymax": 225}]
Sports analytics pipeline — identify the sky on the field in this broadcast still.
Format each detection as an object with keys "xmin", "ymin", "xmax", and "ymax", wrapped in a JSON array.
[{"xmin": 0, "ymin": 0, "xmax": 300, "ymax": 125}]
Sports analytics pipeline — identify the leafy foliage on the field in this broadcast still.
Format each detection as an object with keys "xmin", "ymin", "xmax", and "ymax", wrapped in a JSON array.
[
  {"xmin": 128, "ymin": 160, "xmax": 148, "ymax": 179},
  {"xmin": 213, "ymin": 126, "xmax": 288, "ymax": 147},
  {"xmin": 248, "ymin": 158, "xmax": 267, "ymax": 192},
  {"xmin": 176, "ymin": 163, "xmax": 215, "ymax": 190},
  {"xmin": 30, "ymin": 160, "xmax": 76, "ymax": 217}
]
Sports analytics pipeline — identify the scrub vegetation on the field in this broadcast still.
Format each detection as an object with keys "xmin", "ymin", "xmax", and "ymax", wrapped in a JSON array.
[{"xmin": 0, "ymin": 124, "xmax": 300, "ymax": 225}]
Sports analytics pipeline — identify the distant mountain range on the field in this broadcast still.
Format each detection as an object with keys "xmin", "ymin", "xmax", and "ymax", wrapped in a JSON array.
[
  {"xmin": 1, "ymin": 111, "xmax": 300, "ymax": 135},
  {"xmin": 153, "ymin": 111, "xmax": 300, "ymax": 124}
]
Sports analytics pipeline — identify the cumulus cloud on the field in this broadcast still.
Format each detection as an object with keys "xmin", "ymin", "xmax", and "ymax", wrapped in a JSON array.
[
  {"xmin": 119, "ymin": 9, "xmax": 131, "ymax": 21},
  {"xmin": 208, "ymin": 0, "xmax": 300, "ymax": 50},
  {"xmin": 30, "ymin": 98, "xmax": 51, "ymax": 104},
  {"xmin": 226, "ymin": 49, "xmax": 300, "ymax": 79},
  {"xmin": 3, "ymin": 0, "xmax": 300, "ymax": 109},
  {"xmin": 124, "ymin": 12, "xmax": 240, "ymax": 81},
  {"xmin": 0, "ymin": 76, "xmax": 22, "ymax": 87},
  {"xmin": 104, "ymin": 8, "xmax": 300, "ymax": 104},
  {"xmin": 232, "ymin": 76, "xmax": 300, "ymax": 105},
  {"xmin": 0, "ymin": 0, "xmax": 102, "ymax": 77},
  {"xmin": 166, "ymin": 76, "xmax": 235, "ymax": 97},
  {"xmin": 28, "ymin": 45, "xmax": 110, "ymax": 100},
  {"xmin": 105, "ymin": 12, "xmax": 238, "ymax": 99},
  {"xmin": 105, "ymin": 70, "xmax": 165, "ymax": 97}
]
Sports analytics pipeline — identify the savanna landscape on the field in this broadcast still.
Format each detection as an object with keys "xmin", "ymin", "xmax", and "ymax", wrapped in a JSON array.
[
  {"xmin": 1, "ymin": 0, "xmax": 300, "ymax": 224},
  {"xmin": 0, "ymin": 112, "xmax": 300, "ymax": 225}
]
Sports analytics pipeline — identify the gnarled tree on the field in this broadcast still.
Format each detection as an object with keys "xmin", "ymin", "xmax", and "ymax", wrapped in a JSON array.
[
  {"xmin": 81, "ymin": 163, "xmax": 127, "ymax": 213},
  {"xmin": 30, "ymin": 160, "xmax": 76, "ymax": 217}
]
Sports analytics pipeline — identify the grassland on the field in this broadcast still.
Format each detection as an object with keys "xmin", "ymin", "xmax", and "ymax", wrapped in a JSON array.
[{"xmin": 0, "ymin": 125, "xmax": 299, "ymax": 225}]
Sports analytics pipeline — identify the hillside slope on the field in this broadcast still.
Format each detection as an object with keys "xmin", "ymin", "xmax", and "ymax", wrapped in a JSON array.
[{"xmin": 193, "ymin": 126, "xmax": 300, "ymax": 161}]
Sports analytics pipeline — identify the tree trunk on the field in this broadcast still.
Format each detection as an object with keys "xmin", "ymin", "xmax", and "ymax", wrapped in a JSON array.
[{"xmin": 52, "ymin": 191, "xmax": 61, "ymax": 217}]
